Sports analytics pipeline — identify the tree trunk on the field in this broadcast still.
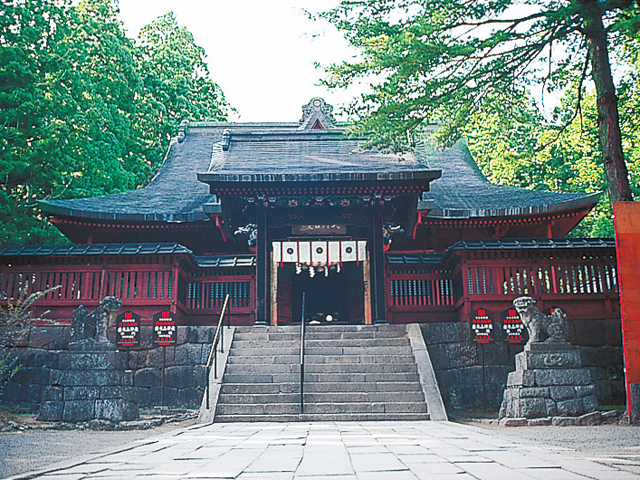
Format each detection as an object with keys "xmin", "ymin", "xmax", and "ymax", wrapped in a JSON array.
[{"xmin": 581, "ymin": 0, "xmax": 633, "ymax": 201}]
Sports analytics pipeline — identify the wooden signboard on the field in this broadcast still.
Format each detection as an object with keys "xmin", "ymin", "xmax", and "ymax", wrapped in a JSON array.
[
  {"xmin": 116, "ymin": 311, "xmax": 140, "ymax": 348},
  {"xmin": 471, "ymin": 308, "xmax": 494, "ymax": 343},
  {"xmin": 153, "ymin": 310, "xmax": 178, "ymax": 346},
  {"xmin": 501, "ymin": 308, "xmax": 526, "ymax": 344}
]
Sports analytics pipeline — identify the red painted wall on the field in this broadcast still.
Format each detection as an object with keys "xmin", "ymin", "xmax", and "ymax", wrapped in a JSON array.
[{"xmin": 614, "ymin": 201, "xmax": 640, "ymax": 422}]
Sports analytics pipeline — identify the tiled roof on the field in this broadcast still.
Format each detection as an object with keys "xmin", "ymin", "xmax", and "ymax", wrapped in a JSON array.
[
  {"xmin": 447, "ymin": 238, "xmax": 615, "ymax": 251},
  {"xmin": 419, "ymin": 140, "xmax": 600, "ymax": 218},
  {"xmin": 199, "ymin": 129, "xmax": 439, "ymax": 184},
  {"xmin": 37, "ymin": 97, "xmax": 598, "ymax": 223},
  {"xmin": 0, "ymin": 243, "xmax": 193, "ymax": 257},
  {"xmin": 195, "ymin": 255, "xmax": 256, "ymax": 268}
]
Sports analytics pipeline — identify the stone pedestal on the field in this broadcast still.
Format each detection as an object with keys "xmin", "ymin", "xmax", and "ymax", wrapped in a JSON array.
[
  {"xmin": 38, "ymin": 346, "xmax": 138, "ymax": 423},
  {"xmin": 499, "ymin": 342, "xmax": 598, "ymax": 419}
]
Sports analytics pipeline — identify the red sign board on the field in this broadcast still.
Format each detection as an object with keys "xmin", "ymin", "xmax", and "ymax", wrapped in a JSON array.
[
  {"xmin": 116, "ymin": 311, "xmax": 140, "ymax": 347},
  {"xmin": 153, "ymin": 310, "xmax": 177, "ymax": 346},
  {"xmin": 471, "ymin": 308, "xmax": 494, "ymax": 343},
  {"xmin": 502, "ymin": 308, "xmax": 526, "ymax": 344}
]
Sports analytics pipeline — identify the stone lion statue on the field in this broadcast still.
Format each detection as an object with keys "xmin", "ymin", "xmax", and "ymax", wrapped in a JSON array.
[
  {"xmin": 513, "ymin": 296, "xmax": 569, "ymax": 346},
  {"xmin": 70, "ymin": 296, "xmax": 122, "ymax": 346}
]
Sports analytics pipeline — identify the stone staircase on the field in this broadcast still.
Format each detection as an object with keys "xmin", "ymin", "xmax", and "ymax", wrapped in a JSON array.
[{"xmin": 214, "ymin": 324, "xmax": 430, "ymax": 422}]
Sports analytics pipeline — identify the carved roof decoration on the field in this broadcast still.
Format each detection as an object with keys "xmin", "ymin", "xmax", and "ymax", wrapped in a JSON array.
[{"xmin": 298, "ymin": 97, "xmax": 336, "ymax": 130}]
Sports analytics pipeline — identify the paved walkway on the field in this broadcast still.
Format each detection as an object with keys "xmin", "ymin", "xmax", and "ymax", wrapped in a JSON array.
[{"xmin": 7, "ymin": 421, "xmax": 640, "ymax": 480}]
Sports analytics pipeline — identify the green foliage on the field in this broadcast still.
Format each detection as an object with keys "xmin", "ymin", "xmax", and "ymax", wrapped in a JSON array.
[
  {"xmin": 0, "ymin": 0, "xmax": 230, "ymax": 245},
  {"xmin": 0, "ymin": 281, "xmax": 59, "ymax": 397},
  {"xmin": 322, "ymin": 0, "xmax": 639, "ymax": 202}
]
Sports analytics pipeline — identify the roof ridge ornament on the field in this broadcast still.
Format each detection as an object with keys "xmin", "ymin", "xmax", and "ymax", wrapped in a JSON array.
[{"xmin": 299, "ymin": 97, "xmax": 335, "ymax": 130}]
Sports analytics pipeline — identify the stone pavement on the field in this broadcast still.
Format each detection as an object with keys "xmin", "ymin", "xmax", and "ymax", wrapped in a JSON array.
[{"xmin": 7, "ymin": 421, "xmax": 640, "ymax": 480}]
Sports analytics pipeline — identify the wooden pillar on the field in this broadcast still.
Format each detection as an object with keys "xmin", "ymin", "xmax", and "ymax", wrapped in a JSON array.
[
  {"xmin": 371, "ymin": 208, "xmax": 387, "ymax": 324},
  {"xmin": 614, "ymin": 201, "xmax": 640, "ymax": 423},
  {"xmin": 255, "ymin": 209, "xmax": 269, "ymax": 325}
]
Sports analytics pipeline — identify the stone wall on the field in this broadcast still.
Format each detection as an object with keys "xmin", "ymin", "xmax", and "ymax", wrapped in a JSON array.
[
  {"xmin": 2, "ymin": 325, "xmax": 217, "ymax": 410},
  {"xmin": 420, "ymin": 319, "xmax": 624, "ymax": 415}
]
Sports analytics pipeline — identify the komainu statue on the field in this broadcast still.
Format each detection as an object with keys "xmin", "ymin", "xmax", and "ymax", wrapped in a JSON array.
[
  {"xmin": 513, "ymin": 296, "xmax": 569, "ymax": 346},
  {"xmin": 70, "ymin": 296, "xmax": 122, "ymax": 346}
]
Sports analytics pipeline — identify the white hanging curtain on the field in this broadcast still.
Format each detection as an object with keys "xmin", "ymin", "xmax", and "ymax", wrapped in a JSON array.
[{"xmin": 273, "ymin": 240, "xmax": 366, "ymax": 267}]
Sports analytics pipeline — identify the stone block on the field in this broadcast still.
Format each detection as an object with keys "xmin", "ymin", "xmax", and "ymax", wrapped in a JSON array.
[
  {"xmin": 59, "ymin": 352, "xmax": 120, "ymax": 370},
  {"xmin": 582, "ymin": 394, "xmax": 598, "ymax": 413},
  {"xmin": 556, "ymin": 398, "xmax": 583, "ymax": 416},
  {"xmin": 552, "ymin": 416, "xmax": 579, "ymax": 426},
  {"xmin": 64, "ymin": 387, "xmax": 100, "ymax": 401},
  {"xmin": 63, "ymin": 400, "xmax": 95, "ymax": 422},
  {"xmin": 525, "ymin": 342, "xmax": 574, "ymax": 352},
  {"xmin": 534, "ymin": 368, "xmax": 591, "ymax": 387},
  {"xmin": 499, "ymin": 417, "xmax": 527, "ymax": 427},
  {"xmin": 38, "ymin": 401, "xmax": 63, "ymax": 421},
  {"xmin": 516, "ymin": 350, "xmax": 581, "ymax": 370},
  {"xmin": 507, "ymin": 370, "xmax": 535, "ymax": 387},
  {"xmin": 549, "ymin": 386, "xmax": 576, "ymax": 401},
  {"xmin": 134, "ymin": 368, "xmax": 160, "ymax": 388},
  {"xmin": 128, "ymin": 350, "xmax": 148, "ymax": 370},
  {"xmin": 147, "ymin": 346, "xmax": 175, "ymax": 367},
  {"xmin": 28, "ymin": 326, "xmax": 69, "ymax": 349},
  {"xmin": 95, "ymin": 399, "xmax": 138, "ymax": 422},
  {"xmin": 175, "ymin": 344, "xmax": 203, "ymax": 366},
  {"xmin": 59, "ymin": 370, "xmax": 119, "ymax": 387},
  {"xmin": 579, "ymin": 411, "xmax": 602, "ymax": 426},
  {"xmin": 519, "ymin": 397, "xmax": 548, "ymax": 418},
  {"xmin": 575, "ymin": 385, "xmax": 596, "ymax": 398},
  {"xmin": 545, "ymin": 399, "xmax": 557, "ymax": 417},
  {"xmin": 41, "ymin": 386, "xmax": 63, "ymax": 402},
  {"xmin": 100, "ymin": 386, "xmax": 124, "ymax": 399},
  {"xmin": 528, "ymin": 417, "xmax": 552, "ymax": 426},
  {"xmin": 164, "ymin": 366, "xmax": 194, "ymax": 389},
  {"xmin": 520, "ymin": 387, "xmax": 549, "ymax": 398},
  {"xmin": 447, "ymin": 343, "xmax": 477, "ymax": 368},
  {"xmin": 177, "ymin": 387, "xmax": 200, "ymax": 408}
]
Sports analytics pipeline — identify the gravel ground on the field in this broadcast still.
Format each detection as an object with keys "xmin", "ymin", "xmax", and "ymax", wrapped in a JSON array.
[{"xmin": 0, "ymin": 419, "xmax": 196, "ymax": 479}]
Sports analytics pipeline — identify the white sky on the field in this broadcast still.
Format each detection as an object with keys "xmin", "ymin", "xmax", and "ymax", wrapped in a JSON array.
[{"xmin": 117, "ymin": 0, "xmax": 360, "ymax": 122}]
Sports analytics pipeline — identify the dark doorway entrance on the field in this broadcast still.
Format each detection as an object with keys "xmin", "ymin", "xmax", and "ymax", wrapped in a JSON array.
[{"xmin": 289, "ymin": 264, "xmax": 364, "ymax": 324}]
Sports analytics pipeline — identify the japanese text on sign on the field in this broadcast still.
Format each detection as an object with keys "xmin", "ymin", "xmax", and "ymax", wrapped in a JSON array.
[
  {"xmin": 502, "ymin": 308, "xmax": 526, "ymax": 344},
  {"xmin": 153, "ymin": 310, "xmax": 177, "ymax": 346},
  {"xmin": 471, "ymin": 308, "xmax": 494, "ymax": 343},
  {"xmin": 116, "ymin": 311, "xmax": 140, "ymax": 347}
]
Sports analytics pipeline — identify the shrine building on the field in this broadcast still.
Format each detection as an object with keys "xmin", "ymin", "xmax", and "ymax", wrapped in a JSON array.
[{"xmin": 1, "ymin": 98, "xmax": 618, "ymax": 330}]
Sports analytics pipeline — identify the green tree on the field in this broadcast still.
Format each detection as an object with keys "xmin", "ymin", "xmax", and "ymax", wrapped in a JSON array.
[
  {"xmin": 135, "ymin": 12, "xmax": 231, "ymax": 170},
  {"xmin": 323, "ymin": 0, "xmax": 639, "ymax": 202},
  {"xmin": 0, "ymin": 1, "xmax": 231, "ymax": 244}
]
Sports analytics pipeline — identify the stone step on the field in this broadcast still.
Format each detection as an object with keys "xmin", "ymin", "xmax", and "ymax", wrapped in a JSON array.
[
  {"xmin": 227, "ymin": 354, "xmax": 415, "ymax": 365},
  {"xmin": 305, "ymin": 345, "xmax": 412, "ymax": 355},
  {"xmin": 218, "ymin": 393, "xmax": 300, "ymax": 404},
  {"xmin": 225, "ymin": 347, "xmax": 298, "ymax": 356},
  {"xmin": 303, "ymin": 363, "xmax": 417, "ymax": 374},
  {"xmin": 225, "ymin": 364, "xmax": 300, "ymax": 375},
  {"xmin": 220, "ymin": 383, "xmax": 300, "ymax": 395},
  {"xmin": 228, "ymin": 355, "xmax": 299, "ymax": 364},
  {"xmin": 217, "ymin": 391, "xmax": 424, "ymax": 405},
  {"xmin": 216, "ymin": 402, "xmax": 301, "ymax": 415},
  {"xmin": 216, "ymin": 401, "xmax": 426, "ymax": 416},
  {"xmin": 222, "ymin": 373, "xmax": 300, "ymax": 384},
  {"xmin": 304, "ymin": 354, "xmax": 416, "ymax": 364},
  {"xmin": 214, "ymin": 412, "xmax": 430, "ymax": 423},
  {"xmin": 304, "ymin": 372, "xmax": 421, "ymax": 383},
  {"xmin": 302, "ymin": 401, "xmax": 427, "ymax": 414},
  {"xmin": 233, "ymin": 332, "xmax": 299, "ymax": 342},
  {"xmin": 304, "ymin": 381, "xmax": 422, "ymax": 393}
]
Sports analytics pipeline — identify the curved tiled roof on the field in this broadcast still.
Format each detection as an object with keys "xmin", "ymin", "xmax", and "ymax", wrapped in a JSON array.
[
  {"xmin": 38, "ymin": 115, "xmax": 598, "ymax": 223},
  {"xmin": 419, "ymin": 141, "xmax": 600, "ymax": 218}
]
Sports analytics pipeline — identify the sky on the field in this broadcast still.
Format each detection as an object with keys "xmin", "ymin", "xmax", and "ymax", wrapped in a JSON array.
[{"xmin": 117, "ymin": 0, "xmax": 360, "ymax": 122}]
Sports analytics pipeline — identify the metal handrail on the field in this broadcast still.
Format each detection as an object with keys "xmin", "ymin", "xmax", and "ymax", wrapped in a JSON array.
[
  {"xmin": 299, "ymin": 292, "xmax": 306, "ymax": 414},
  {"xmin": 205, "ymin": 294, "xmax": 231, "ymax": 410}
]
